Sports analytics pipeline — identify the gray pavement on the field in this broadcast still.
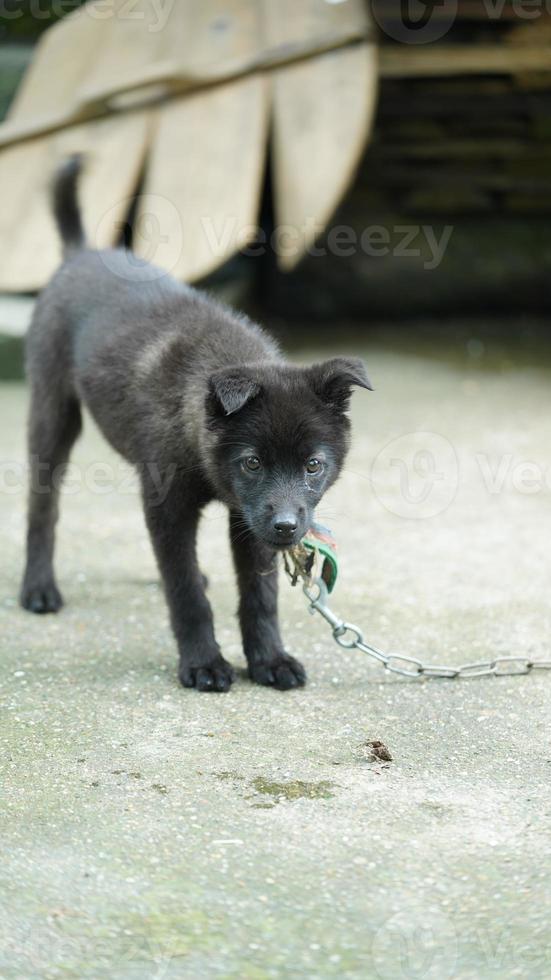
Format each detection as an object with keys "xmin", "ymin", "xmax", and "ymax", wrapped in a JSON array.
[{"xmin": 2, "ymin": 336, "xmax": 551, "ymax": 979}]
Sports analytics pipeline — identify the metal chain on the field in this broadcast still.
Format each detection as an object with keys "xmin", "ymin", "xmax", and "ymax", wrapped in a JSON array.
[{"xmin": 302, "ymin": 579, "xmax": 551, "ymax": 679}]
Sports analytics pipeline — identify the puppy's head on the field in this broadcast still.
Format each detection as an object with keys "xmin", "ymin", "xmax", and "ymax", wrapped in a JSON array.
[{"xmin": 206, "ymin": 357, "xmax": 372, "ymax": 549}]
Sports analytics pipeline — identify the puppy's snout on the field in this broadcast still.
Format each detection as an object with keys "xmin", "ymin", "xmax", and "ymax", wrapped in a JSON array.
[
  {"xmin": 266, "ymin": 504, "xmax": 306, "ymax": 546},
  {"xmin": 274, "ymin": 517, "xmax": 298, "ymax": 538}
]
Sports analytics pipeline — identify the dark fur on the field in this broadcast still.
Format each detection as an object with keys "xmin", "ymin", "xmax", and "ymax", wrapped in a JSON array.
[{"xmin": 20, "ymin": 157, "xmax": 371, "ymax": 692}]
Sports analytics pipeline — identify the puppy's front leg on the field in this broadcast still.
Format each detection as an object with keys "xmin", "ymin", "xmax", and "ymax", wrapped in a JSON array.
[
  {"xmin": 142, "ymin": 475, "xmax": 234, "ymax": 692},
  {"xmin": 229, "ymin": 511, "xmax": 306, "ymax": 690}
]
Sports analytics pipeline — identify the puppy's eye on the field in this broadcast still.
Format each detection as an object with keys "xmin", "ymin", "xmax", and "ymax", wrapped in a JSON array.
[
  {"xmin": 306, "ymin": 457, "xmax": 323, "ymax": 475},
  {"xmin": 243, "ymin": 455, "xmax": 261, "ymax": 472}
]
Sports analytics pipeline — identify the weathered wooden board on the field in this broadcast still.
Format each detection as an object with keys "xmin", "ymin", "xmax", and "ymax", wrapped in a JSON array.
[
  {"xmin": 0, "ymin": 0, "xmax": 158, "ymax": 291},
  {"xmin": 6, "ymin": 0, "xmax": 172, "ymax": 120},
  {"xmin": 137, "ymin": 0, "xmax": 376, "ymax": 283},
  {"xmin": 272, "ymin": 42, "xmax": 377, "ymax": 270},
  {"xmin": 0, "ymin": 113, "xmax": 151, "ymax": 292},
  {"xmin": 0, "ymin": 0, "xmax": 370, "ymax": 148},
  {"xmin": 380, "ymin": 45, "xmax": 551, "ymax": 78},
  {"xmin": 131, "ymin": 1, "xmax": 270, "ymax": 282},
  {"xmin": 0, "ymin": 0, "xmax": 270, "ymax": 290},
  {"xmin": 268, "ymin": 0, "xmax": 376, "ymax": 270},
  {"xmin": 263, "ymin": 0, "xmax": 370, "ymax": 50},
  {"xmin": 0, "ymin": 0, "xmax": 376, "ymax": 290},
  {"xmin": 159, "ymin": 0, "xmax": 262, "ymax": 80},
  {"xmin": 7, "ymin": 2, "xmax": 104, "ymax": 120},
  {"xmin": 134, "ymin": 75, "xmax": 270, "ymax": 282}
]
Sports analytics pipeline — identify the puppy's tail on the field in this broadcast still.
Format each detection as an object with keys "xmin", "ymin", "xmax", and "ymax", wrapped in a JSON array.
[{"xmin": 52, "ymin": 154, "xmax": 86, "ymax": 254}]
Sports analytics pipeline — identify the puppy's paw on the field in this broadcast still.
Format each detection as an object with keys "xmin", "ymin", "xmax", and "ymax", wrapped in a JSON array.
[
  {"xmin": 249, "ymin": 653, "xmax": 306, "ymax": 691},
  {"xmin": 20, "ymin": 581, "xmax": 63, "ymax": 614},
  {"xmin": 179, "ymin": 656, "xmax": 234, "ymax": 693}
]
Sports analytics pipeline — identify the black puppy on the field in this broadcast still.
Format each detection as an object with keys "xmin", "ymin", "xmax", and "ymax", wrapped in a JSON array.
[{"xmin": 20, "ymin": 157, "xmax": 371, "ymax": 692}]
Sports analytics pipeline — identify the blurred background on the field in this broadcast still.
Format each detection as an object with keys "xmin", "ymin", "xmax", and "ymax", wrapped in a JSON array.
[{"xmin": 0, "ymin": 0, "xmax": 550, "ymax": 382}]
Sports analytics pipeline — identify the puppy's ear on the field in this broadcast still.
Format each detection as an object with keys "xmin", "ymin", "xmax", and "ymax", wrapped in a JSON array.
[
  {"xmin": 208, "ymin": 368, "xmax": 261, "ymax": 417},
  {"xmin": 309, "ymin": 357, "xmax": 373, "ymax": 410}
]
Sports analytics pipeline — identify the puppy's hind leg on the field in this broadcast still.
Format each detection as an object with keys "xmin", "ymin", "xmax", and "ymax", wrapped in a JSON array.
[{"xmin": 20, "ymin": 390, "xmax": 82, "ymax": 613}]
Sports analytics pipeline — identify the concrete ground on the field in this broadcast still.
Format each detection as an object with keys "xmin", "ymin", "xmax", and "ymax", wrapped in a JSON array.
[{"xmin": 2, "ymin": 333, "xmax": 551, "ymax": 979}]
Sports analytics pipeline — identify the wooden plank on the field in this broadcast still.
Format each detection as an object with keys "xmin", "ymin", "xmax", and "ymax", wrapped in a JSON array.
[
  {"xmin": 159, "ymin": 0, "xmax": 262, "ymax": 78},
  {"xmin": 134, "ymin": 75, "xmax": 270, "ymax": 282},
  {"xmin": 131, "ymin": 0, "xmax": 269, "ymax": 283},
  {"xmin": 0, "ymin": 0, "xmax": 370, "ymax": 150},
  {"xmin": 0, "ymin": 0, "xmax": 265, "ymax": 290},
  {"xmin": 0, "ymin": 112, "xmax": 151, "ymax": 293},
  {"xmin": 376, "ymin": 139, "xmax": 533, "ymax": 159},
  {"xmin": 0, "ymin": 0, "xmax": 161, "ymax": 292},
  {"xmin": 10, "ymin": 0, "xmax": 167, "ymax": 120},
  {"xmin": 380, "ymin": 45, "xmax": 551, "ymax": 78},
  {"xmin": 7, "ymin": 2, "xmax": 105, "ymax": 120},
  {"xmin": 0, "ymin": 0, "xmax": 195, "ymax": 148},
  {"xmin": 272, "ymin": 41, "xmax": 377, "ymax": 270},
  {"xmin": 268, "ymin": 0, "xmax": 376, "ymax": 270},
  {"xmin": 76, "ymin": 0, "xmax": 176, "ymax": 104},
  {"xmin": 378, "ymin": 90, "xmax": 551, "ymax": 119},
  {"xmin": 0, "ymin": 0, "xmax": 376, "ymax": 289},
  {"xmin": 263, "ymin": 0, "xmax": 370, "ymax": 48}
]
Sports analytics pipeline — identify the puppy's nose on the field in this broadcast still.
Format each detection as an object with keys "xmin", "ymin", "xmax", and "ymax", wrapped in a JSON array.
[{"xmin": 274, "ymin": 518, "xmax": 298, "ymax": 537}]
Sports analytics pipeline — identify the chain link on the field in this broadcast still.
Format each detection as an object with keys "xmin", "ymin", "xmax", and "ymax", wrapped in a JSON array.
[{"xmin": 302, "ymin": 580, "xmax": 551, "ymax": 680}]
